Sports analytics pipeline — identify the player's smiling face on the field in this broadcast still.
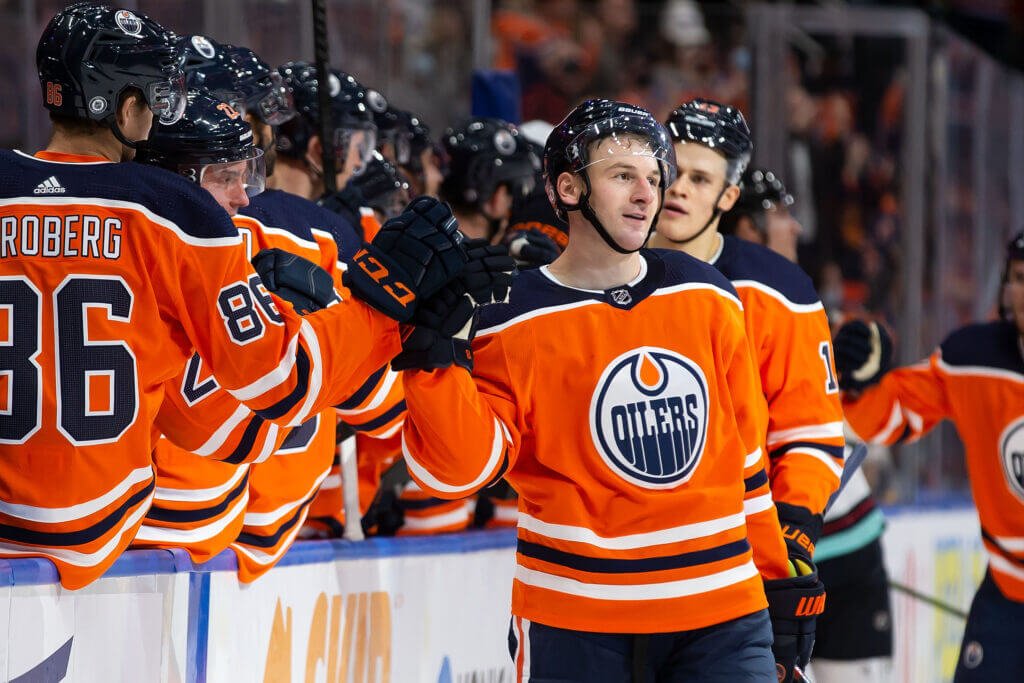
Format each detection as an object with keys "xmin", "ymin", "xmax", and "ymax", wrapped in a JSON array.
[
  {"xmin": 657, "ymin": 141, "xmax": 735, "ymax": 242},
  {"xmin": 578, "ymin": 137, "xmax": 662, "ymax": 252}
]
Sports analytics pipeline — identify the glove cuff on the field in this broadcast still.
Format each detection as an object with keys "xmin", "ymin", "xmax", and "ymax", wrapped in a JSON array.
[{"xmin": 776, "ymin": 502, "xmax": 823, "ymax": 560}]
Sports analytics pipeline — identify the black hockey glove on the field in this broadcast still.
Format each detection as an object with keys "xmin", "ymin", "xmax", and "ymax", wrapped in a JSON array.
[
  {"xmin": 391, "ymin": 285, "xmax": 477, "ymax": 372},
  {"xmin": 391, "ymin": 239, "xmax": 516, "ymax": 372},
  {"xmin": 251, "ymin": 248, "xmax": 340, "ymax": 315},
  {"xmin": 342, "ymin": 196, "xmax": 467, "ymax": 323},
  {"xmin": 833, "ymin": 320, "xmax": 893, "ymax": 393},
  {"xmin": 764, "ymin": 567, "xmax": 826, "ymax": 683},
  {"xmin": 504, "ymin": 228, "xmax": 561, "ymax": 268},
  {"xmin": 775, "ymin": 502, "xmax": 823, "ymax": 568},
  {"xmin": 318, "ymin": 183, "xmax": 364, "ymax": 230},
  {"xmin": 461, "ymin": 239, "xmax": 516, "ymax": 305}
]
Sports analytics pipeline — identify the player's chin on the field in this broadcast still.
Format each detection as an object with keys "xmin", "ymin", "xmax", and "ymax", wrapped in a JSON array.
[
  {"xmin": 613, "ymin": 222, "xmax": 651, "ymax": 252},
  {"xmin": 653, "ymin": 212, "xmax": 695, "ymax": 243}
]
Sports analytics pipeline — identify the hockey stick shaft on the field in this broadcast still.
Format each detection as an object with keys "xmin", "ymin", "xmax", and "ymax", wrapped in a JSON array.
[
  {"xmin": 888, "ymin": 579, "xmax": 969, "ymax": 619},
  {"xmin": 311, "ymin": 0, "xmax": 337, "ymax": 193}
]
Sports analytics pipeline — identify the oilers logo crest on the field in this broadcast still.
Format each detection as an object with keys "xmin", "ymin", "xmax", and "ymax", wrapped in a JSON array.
[
  {"xmin": 1000, "ymin": 417, "xmax": 1024, "ymax": 502},
  {"xmin": 590, "ymin": 347, "xmax": 709, "ymax": 489}
]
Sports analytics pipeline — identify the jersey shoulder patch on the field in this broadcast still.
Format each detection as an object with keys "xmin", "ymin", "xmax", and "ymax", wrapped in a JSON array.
[
  {"xmin": 940, "ymin": 321, "xmax": 1024, "ymax": 375},
  {"xmin": 715, "ymin": 235, "xmax": 820, "ymax": 307}
]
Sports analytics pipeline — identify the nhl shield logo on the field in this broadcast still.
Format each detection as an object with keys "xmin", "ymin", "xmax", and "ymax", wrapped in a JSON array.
[
  {"xmin": 1000, "ymin": 417, "xmax": 1024, "ymax": 502},
  {"xmin": 590, "ymin": 347, "xmax": 709, "ymax": 489}
]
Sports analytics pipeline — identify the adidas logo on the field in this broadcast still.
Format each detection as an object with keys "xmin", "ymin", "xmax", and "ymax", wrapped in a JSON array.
[{"xmin": 33, "ymin": 176, "xmax": 65, "ymax": 195}]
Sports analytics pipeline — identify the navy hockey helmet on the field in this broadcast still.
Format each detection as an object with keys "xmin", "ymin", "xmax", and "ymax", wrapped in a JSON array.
[
  {"xmin": 1000, "ymin": 231, "xmax": 1024, "ymax": 321},
  {"xmin": 36, "ymin": 3, "xmax": 186, "ymax": 136},
  {"xmin": 720, "ymin": 167, "xmax": 794, "ymax": 238},
  {"xmin": 180, "ymin": 36, "xmax": 294, "ymax": 126},
  {"xmin": 275, "ymin": 62, "xmax": 377, "ymax": 170},
  {"xmin": 666, "ymin": 98, "xmax": 752, "ymax": 184},
  {"xmin": 441, "ymin": 117, "xmax": 540, "ymax": 210},
  {"xmin": 136, "ymin": 90, "xmax": 265, "ymax": 197},
  {"xmin": 544, "ymin": 98, "xmax": 677, "ymax": 253},
  {"xmin": 736, "ymin": 168, "xmax": 793, "ymax": 213}
]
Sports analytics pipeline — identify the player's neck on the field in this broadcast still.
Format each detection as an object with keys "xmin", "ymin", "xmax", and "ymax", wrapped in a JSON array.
[
  {"xmin": 648, "ymin": 226, "xmax": 722, "ymax": 263},
  {"xmin": 548, "ymin": 229, "xmax": 642, "ymax": 291},
  {"xmin": 269, "ymin": 160, "xmax": 318, "ymax": 200},
  {"xmin": 45, "ymin": 128, "xmax": 123, "ymax": 163}
]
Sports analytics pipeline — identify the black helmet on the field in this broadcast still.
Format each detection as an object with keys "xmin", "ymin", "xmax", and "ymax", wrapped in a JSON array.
[
  {"xmin": 666, "ymin": 98, "xmax": 752, "ymax": 184},
  {"xmin": 441, "ymin": 117, "xmax": 540, "ymax": 210},
  {"xmin": 736, "ymin": 168, "xmax": 793, "ymax": 213},
  {"xmin": 180, "ymin": 36, "xmax": 295, "ymax": 126},
  {"xmin": 1000, "ymin": 231, "xmax": 1024, "ymax": 321},
  {"xmin": 720, "ymin": 167, "xmax": 794, "ymax": 239},
  {"xmin": 391, "ymin": 109, "xmax": 432, "ymax": 175},
  {"xmin": 36, "ymin": 3, "xmax": 186, "ymax": 134},
  {"xmin": 136, "ymin": 90, "xmax": 265, "ymax": 196},
  {"xmin": 275, "ymin": 61, "xmax": 377, "ymax": 170},
  {"xmin": 544, "ymin": 98, "xmax": 676, "ymax": 253}
]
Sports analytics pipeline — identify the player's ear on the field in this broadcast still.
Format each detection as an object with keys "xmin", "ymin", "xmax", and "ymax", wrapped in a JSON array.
[
  {"xmin": 718, "ymin": 183, "xmax": 741, "ymax": 212},
  {"xmin": 556, "ymin": 171, "xmax": 582, "ymax": 208},
  {"xmin": 116, "ymin": 88, "xmax": 151, "ymax": 141},
  {"xmin": 305, "ymin": 135, "xmax": 323, "ymax": 174}
]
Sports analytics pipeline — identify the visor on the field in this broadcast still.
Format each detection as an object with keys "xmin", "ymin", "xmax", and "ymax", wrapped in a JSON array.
[
  {"xmin": 336, "ymin": 125, "xmax": 378, "ymax": 176},
  {"xmin": 569, "ymin": 114, "xmax": 677, "ymax": 186},
  {"xmin": 148, "ymin": 72, "xmax": 187, "ymax": 125},
  {"xmin": 190, "ymin": 147, "xmax": 266, "ymax": 198}
]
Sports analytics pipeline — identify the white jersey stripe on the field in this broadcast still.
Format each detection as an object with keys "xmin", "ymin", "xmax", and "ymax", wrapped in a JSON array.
[
  {"xmin": 515, "ymin": 559, "xmax": 759, "ymax": 601},
  {"xmin": 134, "ymin": 490, "xmax": 248, "ymax": 545},
  {"xmin": 152, "ymin": 464, "xmax": 249, "ymax": 503},
  {"xmin": 229, "ymin": 329, "xmax": 301, "ymax": 402},
  {"xmin": 766, "ymin": 421, "xmax": 845, "ymax": 448},
  {"xmin": 242, "ymin": 467, "xmax": 330, "ymax": 528},
  {"xmin": 743, "ymin": 493, "xmax": 775, "ymax": 517},
  {"xmin": 403, "ymin": 416, "xmax": 507, "ymax": 494},
  {"xmin": 517, "ymin": 511, "xmax": 745, "ymax": 550},
  {"xmin": 783, "ymin": 447, "xmax": 845, "ymax": 478},
  {"xmin": 0, "ymin": 491, "xmax": 153, "ymax": 566},
  {"xmin": 400, "ymin": 502, "xmax": 475, "ymax": 532},
  {"xmin": 731, "ymin": 280, "xmax": 824, "ymax": 314},
  {"xmin": 0, "ymin": 466, "xmax": 152, "ymax": 523},
  {"xmin": 192, "ymin": 404, "xmax": 251, "ymax": 457},
  {"xmin": 0, "ymin": 195, "xmax": 242, "ymax": 247}
]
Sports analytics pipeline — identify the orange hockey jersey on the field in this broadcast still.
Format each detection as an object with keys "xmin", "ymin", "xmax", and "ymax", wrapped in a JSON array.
[
  {"xmin": 0, "ymin": 151, "xmax": 399, "ymax": 589},
  {"xmin": 843, "ymin": 320, "xmax": 1024, "ymax": 601},
  {"xmin": 712, "ymin": 236, "xmax": 845, "ymax": 520},
  {"xmin": 135, "ymin": 209, "xmax": 338, "ymax": 564},
  {"xmin": 402, "ymin": 250, "xmax": 789, "ymax": 634}
]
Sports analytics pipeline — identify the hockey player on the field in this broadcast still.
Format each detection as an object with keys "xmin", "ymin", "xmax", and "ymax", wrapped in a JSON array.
[
  {"xmin": 718, "ymin": 167, "xmax": 802, "ymax": 263},
  {"xmin": 135, "ymin": 47, "xmax": 405, "ymax": 573},
  {"xmin": 834, "ymin": 232, "xmax": 1024, "ymax": 682},
  {"xmin": 439, "ymin": 117, "xmax": 540, "ymax": 244},
  {"xmin": 273, "ymin": 62, "xmax": 383, "ymax": 239},
  {"xmin": 392, "ymin": 109, "xmax": 443, "ymax": 199},
  {"xmin": 0, "ymin": 3, "xmax": 463, "ymax": 589},
  {"xmin": 724, "ymin": 166, "xmax": 894, "ymax": 681},
  {"xmin": 648, "ymin": 99, "xmax": 840, "ymax": 681},
  {"xmin": 399, "ymin": 99, "xmax": 821, "ymax": 681}
]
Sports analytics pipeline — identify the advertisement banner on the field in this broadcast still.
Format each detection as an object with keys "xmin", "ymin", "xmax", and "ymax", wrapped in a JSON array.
[
  {"xmin": 882, "ymin": 506, "xmax": 984, "ymax": 683},
  {"xmin": 0, "ymin": 555, "xmax": 190, "ymax": 683},
  {"xmin": 204, "ymin": 532, "xmax": 517, "ymax": 683}
]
